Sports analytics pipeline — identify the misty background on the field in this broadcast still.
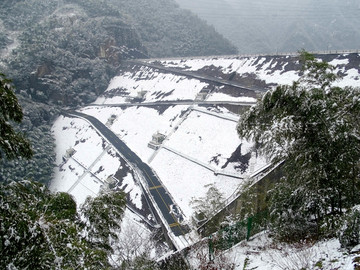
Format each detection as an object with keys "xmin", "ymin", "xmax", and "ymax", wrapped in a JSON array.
[
  {"xmin": 0, "ymin": 0, "xmax": 359, "ymax": 186},
  {"xmin": 175, "ymin": 0, "xmax": 360, "ymax": 54}
]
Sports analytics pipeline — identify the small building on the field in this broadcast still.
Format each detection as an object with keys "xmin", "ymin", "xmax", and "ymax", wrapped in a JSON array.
[
  {"xmin": 125, "ymin": 91, "xmax": 147, "ymax": 103},
  {"xmin": 193, "ymin": 211, "xmax": 208, "ymax": 227},
  {"xmin": 106, "ymin": 115, "xmax": 117, "ymax": 127},
  {"xmin": 125, "ymin": 96, "xmax": 134, "ymax": 102},
  {"xmin": 102, "ymin": 176, "xmax": 117, "ymax": 191},
  {"xmin": 137, "ymin": 90, "xmax": 147, "ymax": 99},
  {"xmin": 65, "ymin": 148, "xmax": 76, "ymax": 158},
  {"xmin": 152, "ymin": 132, "xmax": 166, "ymax": 144},
  {"xmin": 62, "ymin": 148, "xmax": 76, "ymax": 163},
  {"xmin": 196, "ymin": 87, "xmax": 212, "ymax": 101},
  {"xmin": 148, "ymin": 132, "xmax": 166, "ymax": 150},
  {"xmin": 195, "ymin": 92, "xmax": 207, "ymax": 101}
]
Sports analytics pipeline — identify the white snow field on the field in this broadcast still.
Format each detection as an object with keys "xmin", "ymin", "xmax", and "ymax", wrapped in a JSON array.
[
  {"xmin": 188, "ymin": 232, "xmax": 358, "ymax": 269},
  {"xmin": 158, "ymin": 53, "xmax": 360, "ymax": 88},
  {"xmin": 158, "ymin": 56, "xmax": 299, "ymax": 86},
  {"xmin": 81, "ymin": 105, "xmax": 189, "ymax": 162},
  {"xmin": 93, "ymin": 66, "xmax": 209, "ymax": 105},
  {"xmin": 50, "ymin": 116, "xmax": 122, "ymax": 205},
  {"xmin": 50, "ymin": 54, "xmax": 360, "ymax": 266}
]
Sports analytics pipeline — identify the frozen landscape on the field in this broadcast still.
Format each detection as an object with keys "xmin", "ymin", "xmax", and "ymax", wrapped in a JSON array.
[{"xmin": 50, "ymin": 53, "xmax": 360, "ymax": 267}]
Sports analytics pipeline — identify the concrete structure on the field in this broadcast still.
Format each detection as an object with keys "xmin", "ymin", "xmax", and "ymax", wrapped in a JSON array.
[
  {"xmin": 137, "ymin": 90, "xmax": 147, "ymax": 99},
  {"xmin": 105, "ymin": 115, "xmax": 117, "ymax": 127},
  {"xmin": 65, "ymin": 148, "xmax": 76, "ymax": 158},
  {"xmin": 103, "ymin": 176, "xmax": 117, "ymax": 190},
  {"xmin": 195, "ymin": 92, "xmax": 207, "ymax": 101},
  {"xmin": 148, "ymin": 132, "xmax": 166, "ymax": 150},
  {"xmin": 197, "ymin": 164, "xmax": 283, "ymax": 237},
  {"xmin": 125, "ymin": 91, "xmax": 147, "ymax": 102}
]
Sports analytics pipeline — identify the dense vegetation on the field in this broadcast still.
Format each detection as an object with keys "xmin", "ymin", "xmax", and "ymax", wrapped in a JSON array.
[
  {"xmin": 107, "ymin": 0, "xmax": 237, "ymax": 57},
  {"xmin": 2, "ymin": 0, "xmax": 145, "ymax": 106},
  {"xmin": 237, "ymin": 51, "xmax": 360, "ymax": 245},
  {"xmin": 0, "ymin": 73, "xmax": 33, "ymax": 161},
  {"xmin": 0, "ymin": 73, "xmax": 56, "ymax": 184},
  {"xmin": 1, "ymin": 0, "xmax": 236, "ymax": 107},
  {"xmin": 0, "ymin": 180, "xmax": 126, "ymax": 269},
  {"xmin": 0, "ymin": 0, "xmax": 236, "ymax": 185},
  {"xmin": 0, "ymin": 76, "xmax": 159, "ymax": 268}
]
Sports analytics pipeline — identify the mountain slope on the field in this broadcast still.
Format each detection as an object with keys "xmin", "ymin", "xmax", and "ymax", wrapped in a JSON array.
[
  {"xmin": 107, "ymin": 0, "xmax": 237, "ymax": 57},
  {"xmin": 50, "ymin": 52, "xmax": 360, "ymax": 260},
  {"xmin": 0, "ymin": 0, "xmax": 237, "ymax": 185},
  {"xmin": 1, "ymin": 0, "xmax": 237, "ymax": 106}
]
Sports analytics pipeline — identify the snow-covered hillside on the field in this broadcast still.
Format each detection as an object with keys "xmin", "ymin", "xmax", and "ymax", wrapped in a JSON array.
[
  {"xmin": 153, "ymin": 53, "xmax": 360, "ymax": 89},
  {"xmin": 188, "ymin": 232, "xmax": 360, "ymax": 269},
  {"xmin": 50, "ymin": 53, "xmax": 360, "ymax": 265}
]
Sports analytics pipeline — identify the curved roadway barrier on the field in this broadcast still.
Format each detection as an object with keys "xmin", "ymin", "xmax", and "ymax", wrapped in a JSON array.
[
  {"xmin": 124, "ymin": 60, "xmax": 264, "ymax": 94},
  {"xmin": 63, "ymin": 111, "xmax": 190, "ymax": 238},
  {"xmin": 192, "ymin": 107, "xmax": 240, "ymax": 122},
  {"xmin": 90, "ymin": 100, "xmax": 257, "ymax": 107}
]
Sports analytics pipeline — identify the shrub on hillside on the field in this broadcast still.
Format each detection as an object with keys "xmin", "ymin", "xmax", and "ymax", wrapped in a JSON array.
[{"xmin": 339, "ymin": 206, "xmax": 360, "ymax": 250}]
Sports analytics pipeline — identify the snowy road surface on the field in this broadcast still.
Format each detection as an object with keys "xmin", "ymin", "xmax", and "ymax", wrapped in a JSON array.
[{"xmin": 64, "ymin": 110, "xmax": 190, "ymax": 237}]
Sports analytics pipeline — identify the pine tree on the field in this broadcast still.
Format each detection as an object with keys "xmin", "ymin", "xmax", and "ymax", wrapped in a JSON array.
[
  {"xmin": 81, "ymin": 191, "xmax": 126, "ymax": 254},
  {"xmin": 190, "ymin": 183, "xmax": 225, "ymax": 219},
  {"xmin": 0, "ymin": 180, "xmax": 126, "ymax": 269},
  {"xmin": 0, "ymin": 73, "xmax": 33, "ymax": 160},
  {"xmin": 237, "ymin": 51, "xmax": 360, "ymax": 240}
]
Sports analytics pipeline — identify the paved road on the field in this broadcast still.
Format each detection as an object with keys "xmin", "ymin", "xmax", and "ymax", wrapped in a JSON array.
[
  {"xmin": 124, "ymin": 60, "xmax": 264, "ymax": 94},
  {"xmin": 90, "ymin": 100, "xmax": 257, "ymax": 107},
  {"xmin": 64, "ymin": 111, "xmax": 190, "ymax": 237}
]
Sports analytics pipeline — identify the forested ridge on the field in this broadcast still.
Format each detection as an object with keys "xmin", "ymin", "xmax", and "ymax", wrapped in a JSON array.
[{"xmin": 0, "ymin": 0, "xmax": 236, "ymax": 185}]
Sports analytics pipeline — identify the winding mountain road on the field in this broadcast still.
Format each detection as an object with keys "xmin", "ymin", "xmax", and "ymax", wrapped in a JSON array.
[
  {"xmin": 124, "ymin": 59, "xmax": 264, "ymax": 94},
  {"xmin": 90, "ymin": 100, "xmax": 257, "ymax": 107},
  {"xmin": 63, "ymin": 110, "xmax": 190, "ymax": 237}
]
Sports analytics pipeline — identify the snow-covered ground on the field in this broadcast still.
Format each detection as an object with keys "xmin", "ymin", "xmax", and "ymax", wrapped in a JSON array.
[
  {"xmin": 81, "ymin": 105, "xmax": 189, "ymax": 162},
  {"xmin": 50, "ymin": 115, "xmax": 150, "ymax": 212},
  {"xmin": 162, "ymin": 109, "xmax": 247, "ymax": 171},
  {"xmin": 75, "ymin": 103, "xmax": 266, "ymax": 218},
  {"xmin": 50, "ymin": 53, "xmax": 360, "ymax": 265},
  {"xmin": 50, "ymin": 116, "xmax": 111, "ymax": 204},
  {"xmin": 93, "ymin": 66, "xmax": 209, "ymax": 105},
  {"xmin": 158, "ymin": 57, "xmax": 299, "ymax": 86},
  {"xmin": 189, "ymin": 232, "xmax": 359, "ymax": 269},
  {"xmin": 157, "ymin": 53, "xmax": 360, "ymax": 88},
  {"xmin": 50, "ymin": 115, "xmax": 165, "ymax": 262}
]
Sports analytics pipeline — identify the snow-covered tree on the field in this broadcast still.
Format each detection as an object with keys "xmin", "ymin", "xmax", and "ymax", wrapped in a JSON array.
[
  {"xmin": 0, "ymin": 73, "xmax": 33, "ymax": 160},
  {"xmin": 191, "ymin": 239, "xmax": 235, "ymax": 270},
  {"xmin": 0, "ymin": 180, "xmax": 126, "ymax": 269},
  {"xmin": 237, "ymin": 51, "xmax": 360, "ymax": 240},
  {"xmin": 191, "ymin": 183, "xmax": 225, "ymax": 220},
  {"xmin": 81, "ymin": 190, "xmax": 126, "ymax": 254},
  {"xmin": 339, "ymin": 205, "xmax": 360, "ymax": 249}
]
